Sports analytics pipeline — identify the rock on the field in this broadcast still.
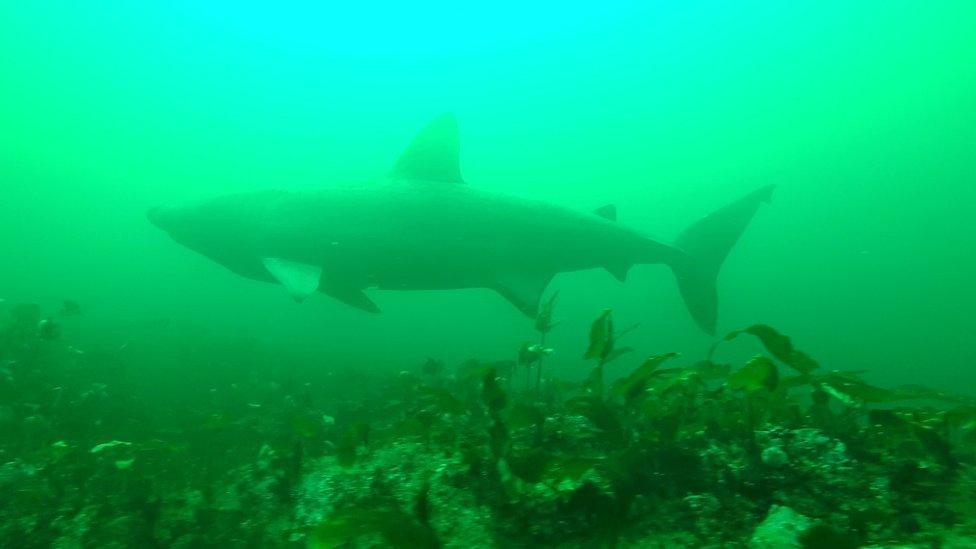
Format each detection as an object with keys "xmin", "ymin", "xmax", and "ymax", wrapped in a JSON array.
[
  {"xmin": 942, "ymin": 532, "xmax": 976, "ymax": 548},
  {"xmin": 760, "ymin": 445, "xmax": 789, "ymax": 468},
  {"xmin": 748, "ymin": 505, "xmax": 812, "ymax": 549}
]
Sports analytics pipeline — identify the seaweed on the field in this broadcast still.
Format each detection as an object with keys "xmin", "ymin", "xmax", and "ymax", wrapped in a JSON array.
[
  {"xmin": 717, "ymin": 324, "xmax": 819, "ymax": 374},
  {"xmin": 2, "ymin": 303, "xmax": 975, "ymax": 547},
  {"xmin": 335, "ymin": 422, "xmax": 370, "ymax": 467},
  {"xmin": 582, "ymin": 309, "xmax": 635, "ymax": 398},
  {"xmin": 566, "ymin": 394, "xmax": 624, "ymax": 444},
  {"xmin": 524, "ymin": 291, "xmax": 560, "ymax": 392},
  {"xmin": 481, "ymin": 364, "xmax": 509, "ymax": 461},
  {"xmin": 583, "ymin": 308, "xmax": 614, "ymax": 362},
  {"xmin": 309, "ymin": 501, "xmax": 440, "ymax": 548},
  {"xmin": 610, "ymin": 352, "xmax": 678, "ymax": 407},
  {"xmin": 728, "ymin": 355, "xmax": 779, "ymax": 393}
]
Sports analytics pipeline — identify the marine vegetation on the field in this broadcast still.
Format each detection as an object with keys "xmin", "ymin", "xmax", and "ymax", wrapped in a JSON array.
[{"xmin": 1, "ymin": 302, "xmax": 975, "ymax": 548}]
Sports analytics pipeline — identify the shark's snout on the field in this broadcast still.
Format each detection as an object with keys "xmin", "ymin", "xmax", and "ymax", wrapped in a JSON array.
[
  {"xmin": 147, "ymin": 206, "xmax": 176, "ymax": 231},
  {"xmin": 146, "ymin": 206, "xmax": 164, "ymax": 228}
]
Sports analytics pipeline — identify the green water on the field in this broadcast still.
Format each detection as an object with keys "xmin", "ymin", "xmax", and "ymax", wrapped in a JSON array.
[{"xmin": 2, "ymin": 2, "xmax": 975, "ymax": 547}]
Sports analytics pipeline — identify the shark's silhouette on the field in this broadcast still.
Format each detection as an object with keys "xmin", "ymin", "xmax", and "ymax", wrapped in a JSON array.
[{"xmin": 148, "ymin": 115, "xmax": 773, "ymax": 333}]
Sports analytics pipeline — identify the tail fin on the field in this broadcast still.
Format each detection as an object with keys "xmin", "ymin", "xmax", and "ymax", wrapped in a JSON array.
[{"xmin": 671, "ymin": 185, "xmax": 775, "ymax": 334}]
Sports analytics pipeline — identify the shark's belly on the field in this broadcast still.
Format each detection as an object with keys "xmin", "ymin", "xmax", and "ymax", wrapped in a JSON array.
[
  {"xmin": 346, "ymin": 248, "xmax": 509, "ymax": 291},
  {"xmin": 264, "ymin": 185, "xmax": 643, "ymax": 291},
  {"xmin": 337, "ymin": 239, "xmax": 608, "ymax": 292}
]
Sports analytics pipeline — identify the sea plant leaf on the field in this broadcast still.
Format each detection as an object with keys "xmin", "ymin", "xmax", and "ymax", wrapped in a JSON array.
[
  {"xmin": 481, "ymin": 367, "xmax": 507, "ymax": 414},
  {"xmin": 602, "ymin": 346, "xmax": 634, "ymax": 365},
  {"xmin": 310, "ymin": 508, "xmax": 382, "ymax": 547},
  {"xmin": 817, "ymin": 371, "xmax": 897, "ymax": 404},
  {"xmin": 518, "ymin": 342, "xmax": 552, "ymax": 366},
  {"xmin": 535, "ymin": 290, "xmax": 559, "ymax": 334},
  {"xmin": 336, "ymin": 423, "xmax": 370, "ymax": 467},
  {"xmin": 611, "ymin": 353, "xmax": 679, "ymax": 406},
  {"xmin": 728, "ymin": 355, "xmax": 779, "ymax": 393},
  {"xmin": 656, "ymin": 369, "xmax": 706, "ymax": 397},
  {"xmin": 692, "ymin": 359, "xmax": 730, "ymax": 380},
  {"xmin": 507, "ymin": 402, "xmax": 544, "ymax": 431},
  {"xmin": 291, "ymin": 413, "xmax": 322, "ymax": 439},
  {"xmin": 507, "ymin": 447, "xmax": 552, "ymax": 483},
  {"xmin": 417, "ymin": 386, "xmax": 464, "ymax": 415},
  {"xmin": 892, "ymin": 385, "xmax": 976, "ymax": 405},
  {"xmin": 582, "ymin": 363, "xmax": 605, "ymax": 396},
  {"xmin": 90, "ymin": 440, "xmax": 132, "ymax": 454},
  {"xmin": 310, "ymin": 506, "xmax": 439, "ymax": 549},
  {"xmin": 583, "ymin": 309, "xmax": 614, "ymax": 361},
  {"xmin": 722, "ymin": 324, "xmax": 818, "ymax": 373},
  {"xmin": 946, "ymin": 406, "xmax": 976, "ymax": 430},
  {"xmin": 566, "ymin": 395, "xmax": 623, "ymax": 443},
  {"xmin": 614, "ymin": 322, "xmax": 641, "ymax": 340},
  {"xmin": 543, "ymin": 456, "xmax": 600, "ymax": 484},
  {"xmin": 819, "ymin": 383, "xmax": 858, "ymax": 407}
]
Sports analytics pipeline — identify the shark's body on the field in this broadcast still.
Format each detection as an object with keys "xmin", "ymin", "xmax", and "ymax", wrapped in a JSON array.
[{"xmin": 149, "ymin": 115, "xmax": 772, "ymax": 333}]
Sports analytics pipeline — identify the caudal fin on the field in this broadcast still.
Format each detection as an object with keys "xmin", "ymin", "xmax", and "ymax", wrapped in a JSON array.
[{"xmin": 671, "ymin": 185, "xmax": 775, "ymax": 335}]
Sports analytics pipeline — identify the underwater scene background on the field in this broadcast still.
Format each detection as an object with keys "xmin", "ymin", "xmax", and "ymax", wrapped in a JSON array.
[{"xmin": 2, "ymin": 1, "xmax": 975, "ymax": 547}]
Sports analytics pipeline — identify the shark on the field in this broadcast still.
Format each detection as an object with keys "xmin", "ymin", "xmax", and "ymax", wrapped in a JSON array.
[{"xmin": 148, "ymin": 115, "xmax": 773, "ymax": 334}]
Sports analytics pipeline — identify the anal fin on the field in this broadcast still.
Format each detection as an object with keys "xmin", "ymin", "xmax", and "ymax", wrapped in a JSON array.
[{"xmin": 321, "ymin": 282, "xmax": 381, "ymax": 313}]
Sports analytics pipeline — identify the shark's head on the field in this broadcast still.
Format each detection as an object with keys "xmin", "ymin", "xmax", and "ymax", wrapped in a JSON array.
[
  {"xmin": 147, "ymin": 203, "xmax": 217, "ymax": 248},
  {"xmin": 146, "ymin": 205, "xmax": 176, "ymax": 232},
  {"xmin": 147, "ymin": 193, "xmax": 281, "ymax": 281},
  {"xmin": 147, "ymin": 203, "xmax": 214, "ymax": 255},
  {"xmin": 149, "ymin": 198, "xmax": 246, "ymax": 248}
]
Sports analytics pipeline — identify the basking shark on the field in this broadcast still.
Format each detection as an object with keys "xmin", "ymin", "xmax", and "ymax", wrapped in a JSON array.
[{"xmin": 148, "ymin": 115, "xmax": 773, "ymax": 334}]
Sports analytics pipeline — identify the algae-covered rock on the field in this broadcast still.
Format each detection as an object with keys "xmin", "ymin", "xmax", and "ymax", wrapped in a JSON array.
[
  {"xmin": 748, "ymin": 505, "xmax": 811, "ymax": 548},
  {"xmin": 760, "ymin": 445, "xmax": 789, "ymax": 468},
  {"xmin": 754, "ymin": 427, "xmax": 860, "ymax": 514},
  {"xmin": 2, "ymin": 313, "xmax": 974, "ymax": 547},
  {"xmin": 296, "ymin": 442, "xmax": 494, "ymax": 548}
]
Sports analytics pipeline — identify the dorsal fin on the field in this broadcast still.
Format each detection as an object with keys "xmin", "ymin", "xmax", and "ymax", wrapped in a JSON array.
[
  {"xmin": 390, "ymin": 114, "xmax": 464, "ymax": 184},
  {"xmin": 593, "ymin": 204, "xmax": 617, "ymax": 221}
]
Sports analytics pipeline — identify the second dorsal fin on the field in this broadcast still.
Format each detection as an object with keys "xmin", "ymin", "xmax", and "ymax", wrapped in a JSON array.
[{"xmin": 390, "ymin": 114, "xmax": 464, "ymax": 184}]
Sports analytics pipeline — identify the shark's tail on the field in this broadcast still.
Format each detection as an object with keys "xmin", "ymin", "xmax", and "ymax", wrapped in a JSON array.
[{"xmin": 669, "ymin": 185, "xmax": 775, "ymax": 335}]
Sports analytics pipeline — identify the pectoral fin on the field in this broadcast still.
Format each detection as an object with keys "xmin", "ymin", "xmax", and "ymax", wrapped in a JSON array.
[
  {"xmin": 262, "ymin": 258, "xmax": 322, "ymax": 302},
  {"xmin": 492, "ymin": 272, "xmax": 555, "ymax": 318}
]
